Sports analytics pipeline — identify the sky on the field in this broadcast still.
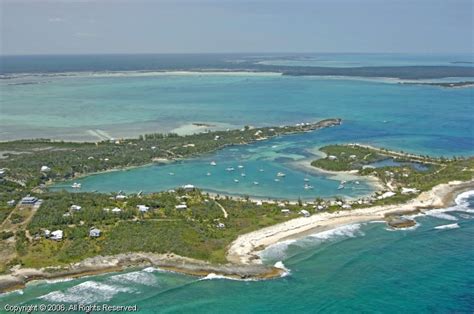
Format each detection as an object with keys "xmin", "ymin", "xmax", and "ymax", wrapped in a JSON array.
[{"xmin": 0, "ymin": 0, "xmax": 472, "ymax": 55}]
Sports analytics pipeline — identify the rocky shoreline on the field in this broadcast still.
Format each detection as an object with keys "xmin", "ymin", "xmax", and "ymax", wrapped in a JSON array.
[
  {"xmin": 0, "ymin": 253, "xmax": 285, "ymax": 293},
  {"xmin": 0, "ymin": 180, "xmax": 472, "ymax": 294}
]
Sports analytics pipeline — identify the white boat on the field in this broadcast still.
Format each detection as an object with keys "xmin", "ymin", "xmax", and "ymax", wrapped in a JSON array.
[
  {"xmin": 341, "ymin": 180, "xmax": 347, "ymax": 184},
  {"xmin": 241, "ymin": 173, "xmax": 246, "ymax": 177},
  {"xmin": 337, "ymin": 184, "xmax": 345, "ymax": 190},
  {"xmin": 206, "ymin": 172, "xmax": 211, "ymax": 176},
  {"xmin": 259, "ymin": 169, "xmax": 264, "ymax": 172},
  {"xmin": 355, "ymin": 181, "xmax": 360, "ymax": 185},
  {"xmin": 226, "ymin": 167, "xmax": 235, "ymax": 171},
  {"xmin": 277, "ymin": 172, "xmax": 286, "ymax": 177},
  {"xmin": 234, "ymin": 179, "xmax": 239, "ymax": 183},
  {"xmin": 169, "ymin": 172, "xmax": 175, "ymax": 176},
  {"xmin": 304, "ymin": 178, "xmax": 310, "ymax": 182},
  {"xmin": 238, "ymin": 165, "xmax": 244, "ymax": 169},
  {"xmin": 71, "ymin": 182, "xmax": 81, "ymax": 189},
  {"xmin": 274, "ymin": 178, "xmax": 280, "ymax": 182},
  {"xmin": 304, "ymin": 184, "xmax": 314, "ymax": 190},
  {"xmin": 210, "ymin": 161, "xmax": 217, "ymax": 166},
  {"xmin": 253, "ymin": 181, "xmax": 259, "ymax": 185}
]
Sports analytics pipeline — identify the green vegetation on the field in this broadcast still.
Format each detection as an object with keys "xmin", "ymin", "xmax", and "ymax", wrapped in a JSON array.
[
  {"xmin": 312, "ymin": 144, "xmax": 473, "ymax": 206},
  {"xmin": 9, "ymin": 189, "xmax": 302, "ymax": 267},
  {"xmin": 0, "ymin": 118, "xmax": 341, "ymax": 189}
]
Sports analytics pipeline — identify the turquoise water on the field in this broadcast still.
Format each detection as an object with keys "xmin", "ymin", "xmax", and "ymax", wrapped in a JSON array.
[
  {"xmin": 1, "ymin": 54, "xmax": 474, "ymax": 312},
  {"xmin": 14, "ymin": 73, "xmax": 471, "ymax": 199},
  {"xmin": 2, "ymin": 191, "xmax": 473, "ymax": 313}
]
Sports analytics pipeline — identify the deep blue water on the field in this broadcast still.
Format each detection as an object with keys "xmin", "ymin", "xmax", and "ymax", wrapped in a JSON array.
[
  {"xmin": 1, "ymin": 53, "xmax": 473, "ymax": 312},
  {"xmin": 1, "ymin": 192, "xmax": 473, "ymax": 313}
]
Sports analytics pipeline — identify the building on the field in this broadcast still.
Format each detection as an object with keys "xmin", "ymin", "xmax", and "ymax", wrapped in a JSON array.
[
  {"xmin": 137, "ymin": 205, "xmax": 150, "ymax": 212},
  {"xmin": 50, "ymin": 230, "xmax": 63, "ymax": 241},
  {"xmin": 0, "ymin": 168, "xmax": 5, "ymax": 178},
  {"xmin": 20, "ymin": 196, "xmax": 38, "ymax": 205},
  {"xmin": 281, "ymin": 209, "xmax": 291, "ymax": 215},
  {"xmin": 300, "ymin": 210, "xmax": 310, "ymax": 217},
  {"xmin": 175, "ymin": 204, "xmax": 187, "ymax": 210},
  {"xmin": 70, "ymin": 204, "xmax": 82, "ymax": 211},
  {"xmin": 328, "ymin": 155, "xmax": 338, "ymax": 161},
  {"xmin": 115, "ymin": 194, "xmax": 127, "ymax": 200},
  {"xmin": 89, "ymin": 227, "xmax": 101, "ymax": 238},
  {"xmin": 40, "ymin": 165, "xmax": 51, "ymax": 172},
  {"xmin": 7, "ymin": 200, "xmax": 16, "ymax": 207},
  {"xmin": 111, "ymin": 207, "xmax": 122, "ymax": 213}
]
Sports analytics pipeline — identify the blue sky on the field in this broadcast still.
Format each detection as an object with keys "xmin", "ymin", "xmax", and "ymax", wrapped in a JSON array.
[{"xmin": 0, "ymin": 0, "xmax": 472, "ymax": 55}]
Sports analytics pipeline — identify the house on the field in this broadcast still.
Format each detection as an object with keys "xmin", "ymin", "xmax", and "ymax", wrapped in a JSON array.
[
  {"xmin": 342, "ymin": 204, "xmax": 352, "ymax": 209},
  {"xmin": 214, "ymin": 135, "xmax": 220, "ymax": 141},
  {"xmin": 317, "ymin": 205, "xmax": 325, "ymax": 211},
  {"xmin": 137, "ymin": 205, "xmax": 150, "ymax": 212},
  {"xmin": 7, "ymin": 200, "xmax": 16, "ymax": 207},
  {"xmin": 182, "ymin": 184, "xmax": 195, "ymax": 192},
  {"xmin": 70, "ymin": 204, "xmax": 82, "ymax": 211},
  {"xmin": 40, "ymin": 165, "xmax": 51, "ymax": 172},
  {"xmin": 111, "ymin": 207, "xmax": 122, "ymax": 213},
  {"xmin": 349, "ymin": 155, "xmax": 357, "ymax": 159},
  {"xmin": 255, "ymin": 201, "xmax": 263, "ymax": 206},
  {"xmin": 377, "ymin": 191, "xmax": 396, "ymax": 200},
  {"xmin": 281, "ymin": 209, "xmax": 291, "ymax": 215},
  {"xmin": 44, "ymin": 229, "xmax": 51, "ymax": 237},
  {"xmin": 300, "ymin": 210, "xmax": 310, "ymax": 217},
  {"xmin": 20, "ymin": 196, "xmax": 38, "ymax": 205},
  {"xmin": 328, "ymin": 155, "xmax": 338, "ymax": 161},
  {"xmin": 50, "ymin": 230, "xmax": 63, "ymax": 241},
  {"xmin": 401, "ymin": 187, "xmax": 419, "ymax": 195},
  {"xmin": 175, "ymin": 204, "xmax": 187, "ymax": 210},
  {"xmin": 89, "ymin": 227, "xmax": 101, "ymax": 238},
  {"xmin": 0, "ymin": 168, "xmax": 5, "ymax": 178},
  {"xmin": 115, "ymin": 194, "xmax": 127, "ymax": 200}
]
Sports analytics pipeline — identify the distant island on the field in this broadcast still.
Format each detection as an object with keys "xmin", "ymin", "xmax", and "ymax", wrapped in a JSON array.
[
  {"xmin": 0, "ymin": 120, "xmax": 473, "ymax": 293},
  {"xmin": 400, "ymin": 81, "xmax": 474, "ymax": 88}
]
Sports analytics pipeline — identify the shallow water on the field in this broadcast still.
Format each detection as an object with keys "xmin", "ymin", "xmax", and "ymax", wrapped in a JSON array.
[{"xmin": 2, "ymin": 191, "xmax": 473, "ymax": 313}]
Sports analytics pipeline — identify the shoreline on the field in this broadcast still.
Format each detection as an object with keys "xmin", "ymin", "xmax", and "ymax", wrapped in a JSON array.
[
  {"xmin": 226, "ymin": 180, "xmax": 474, "ymax": 264},
  {"xmin": 1, "ymin": 180, "xmax": 472, "ymax": 293}
]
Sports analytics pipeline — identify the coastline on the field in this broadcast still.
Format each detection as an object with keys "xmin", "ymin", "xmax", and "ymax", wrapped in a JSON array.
[
  {"xmin": 1, "ymin": 180, "xmax": 472, "ymax": 293},
  {"xmin": 226, "ymin": 180, "xmax": 474, "ymax": 264}
]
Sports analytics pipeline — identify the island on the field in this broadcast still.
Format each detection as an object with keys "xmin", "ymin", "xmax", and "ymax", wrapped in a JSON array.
[{"xmin": 0, "ymin": 121, "xmax": 473, "ymax": 293}]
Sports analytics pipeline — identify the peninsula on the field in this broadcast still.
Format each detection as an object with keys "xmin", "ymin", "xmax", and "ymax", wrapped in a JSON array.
[{"xmin": 0, "ymin": 123, "xmax": 473, "ymax": 293}]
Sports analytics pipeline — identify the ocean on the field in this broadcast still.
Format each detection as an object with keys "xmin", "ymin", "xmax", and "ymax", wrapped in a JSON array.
[
  {"xmin": 1, "ymin": 191, "xmax": 473, "ymax": 313},
  {"xmin": 0, "ymin": 53, "xmax": 473, "ymax": 312}
]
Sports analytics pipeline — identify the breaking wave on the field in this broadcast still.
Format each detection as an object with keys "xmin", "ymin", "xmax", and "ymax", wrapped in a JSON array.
[{"xmin": 434, "ymin": 223, "xmax": 460, "ymax": 230}]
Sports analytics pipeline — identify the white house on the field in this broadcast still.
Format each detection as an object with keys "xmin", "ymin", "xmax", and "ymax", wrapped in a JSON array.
[
  {"xmin": 255, "ymin": 201, "xmax": 263, "ymax": 206},
  {"xmin": 342, "ymin": 204, "xmax": 352, "ymax": 209},
  {"xmin": 50, "ymin": 230, "xmax": 63, "ymax": 241},
  {"xmin": 115, "ymin": 194, "xmax": 127, "ymax": 200},
  {"xmin": 300, "ymin": 210, "xmax": 310, "ymax": 217},
  {"xmin": 377, "ymin": 191, "xmax": 397, "ymax": 200},
  {"xmin": 89, "ymin": 227, "xmax": 101, "ymax": 238},
  {"xmin": 175, "ymin": 204, "xmax": 187, "ymax": 210},
  {"xmin": 281, "ymin": 209, "xmax": 291, "ymax": 214},
  {"xmin": 111, "ymin": 207, "xmax": 122, "ymax": 213},
  {"xmin": 20, "ymin": 196, "xmax": 38, "ymax": 205},
  {"xmin": 401, "ymin": 187, "xmax": 419, "ymax": 195},
  {"xmin": 40, "ymin": 165, "xmax": 51, "ymax": 172},
  {"xmin": 70, "ymin": 204, "xmax": 82, "ymax": 211},
  {"xmin": 137, "ymin": 205, "xmax": 150, "ymax": 212},
  {"xmin": 328, "ymin": 155, "xmax": 338, "ymax": 161},
  {"xmin": 7, "ymin": 200, "xmax": 16, "ymax": 206}
]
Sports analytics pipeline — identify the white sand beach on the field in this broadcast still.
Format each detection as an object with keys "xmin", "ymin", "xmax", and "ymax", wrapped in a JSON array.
[{"xmin": 227, "ymin": 180, "xmax": 474, "ymax": 265}]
